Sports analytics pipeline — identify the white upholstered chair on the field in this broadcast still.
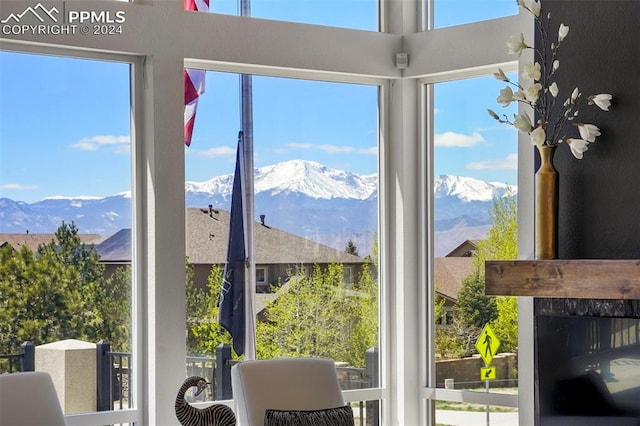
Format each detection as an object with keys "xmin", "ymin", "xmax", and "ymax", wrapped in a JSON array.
[
  {"xmin": 0, "ymin": 371, "xmax": 66, "ymax": 426},
  {"xmin": 231, "ymin": 357, "xmax": 346, "ymax": 426}
]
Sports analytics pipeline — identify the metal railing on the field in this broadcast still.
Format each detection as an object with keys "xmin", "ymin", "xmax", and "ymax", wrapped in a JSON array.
[
  {"xmin": 2, "ymin": 341, "xmax": 380, "ymax": 425},
  {"xmin": 0, "ymin": 341, "xmax": 34, "ymax": 373}
]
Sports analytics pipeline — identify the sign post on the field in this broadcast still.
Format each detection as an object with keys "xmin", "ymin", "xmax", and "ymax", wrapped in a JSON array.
[{"xmin": 475, "ymin": 324, "xmax": 501, "ymax": 426}]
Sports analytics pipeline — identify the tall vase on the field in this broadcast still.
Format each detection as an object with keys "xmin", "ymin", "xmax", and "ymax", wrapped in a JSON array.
[{"xmin": 535, "ymin": 145, "xmax": 558, "ymax": 259}]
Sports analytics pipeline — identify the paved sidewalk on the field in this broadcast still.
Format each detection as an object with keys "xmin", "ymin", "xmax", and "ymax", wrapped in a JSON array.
[{"xmin": 436, "ymin": 409, "xmax": 519, "ymax": 426}]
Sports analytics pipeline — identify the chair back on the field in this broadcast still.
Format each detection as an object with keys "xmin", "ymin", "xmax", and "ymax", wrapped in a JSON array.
[
  {"xmin": 0, "ymin": 371, "xmax": 66, "ymax": 426},
  {"xmin": 231, "ymin": 357, "xmax": 344, "ymax": 426}
]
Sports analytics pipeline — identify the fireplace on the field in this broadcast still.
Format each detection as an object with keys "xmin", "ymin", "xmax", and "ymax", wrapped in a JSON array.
[
  {"xmin": 535, "ymin": 299, "xmax": 640, "ymax": 425},
  {"xmin": 485, "ymin": 260, "xmax": 640, "ymax": 425}
]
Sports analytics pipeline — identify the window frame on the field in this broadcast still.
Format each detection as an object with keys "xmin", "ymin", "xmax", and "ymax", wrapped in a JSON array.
[
  {"xmin": 421, "ymin": 70, "xmax": 521, "ymax": 411},
  {"xmin": 0, "ymin": 45, "xmax": 142, "ymax": 425},
  {"xmin": 255, "ymin": 267, "xmax": 267, "ymax": 285}
]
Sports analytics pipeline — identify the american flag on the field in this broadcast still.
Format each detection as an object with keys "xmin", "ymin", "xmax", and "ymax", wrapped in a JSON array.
[{"xmin": 183, "ymin": 0, "xmax": 209, "ymax": 146}]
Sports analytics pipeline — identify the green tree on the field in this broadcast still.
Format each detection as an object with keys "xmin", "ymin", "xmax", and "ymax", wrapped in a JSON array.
[
  {"xmin": 440, "ymin": 192, "xmax": 518, "ymax": 359},
  {"xmin": 477, "ymin": 191, "xmax": 518, "ymax": 263},
  {"xmin": 0, "ymin": 222, "xmax": 131, "ymax": 358},
  {"xmin": 345, "ymin": 240, "xmax": 359, "ymax": 256},
  {"xmin": 342, "ymin": 258, "xmax": 377, "ymax": 366},
  {"xmin": 97, "ymin": 265, "xmax": 131, "ymax": 351},
  {"xmin": 455, "ymin": 273, "xmax": 497, "ymax": 330},
  {"xmin": 186, "ymin": 261, "xmax": 233, "ymax": 357},
  {"xmin": 257, "ymin": 262, "xmax": 377, "ymax": 367},
  {"xmin": 491, "ymin": 296, "xmax": 518, "ymax": 353},
  {"xmin": 0, "ymin": 243, "xmax": 67, "ymax": 353},
  {"xmin": 434, "ymin": 296, "xmax": 463, "ymax": 359},
  {"xmin": 480, "ymin": 192, "xmax": 518, "ymax": 353},
  {"xmin": 185, "ymin": 234, "xmax": 379, "ymax": 364}
]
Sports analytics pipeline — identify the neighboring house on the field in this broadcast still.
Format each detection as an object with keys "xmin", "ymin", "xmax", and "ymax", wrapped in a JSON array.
[
  {"xmin": 445, "ymin": 239, "xmax": 481, "ymax": 258},
  {"xmin": 96, "ymin": 207, "xmax": 368, "ymax": 301},
  {"xmin": 434, "ymin": 240, "xmax": 481, "ymax": 325},
  {"xmin": 0, "ymin": 232, "xmax": 102, "ymax": 252}
]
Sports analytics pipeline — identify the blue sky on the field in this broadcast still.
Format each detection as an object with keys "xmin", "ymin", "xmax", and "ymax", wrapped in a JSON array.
[{"xmin": 0, "ymin": 1, "xmax": 518, "ymax": 204}]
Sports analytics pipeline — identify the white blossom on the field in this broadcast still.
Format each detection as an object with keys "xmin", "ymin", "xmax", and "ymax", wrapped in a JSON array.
[
  {"xmin": 514, "ymin": 90, "xmax": 526, "ymax": 101},
  {"xmin": 522, "ymin": 62, "xmax": 542, "ymax": 81},
  {"xmin": 493, "ymin": 68, "xmax": 509, "ymax": 82},
  {"xmin": 531, "ymin": 126, "xmax": 546, "ymax": 147},
  {"xmin": 528, "ymin": 0, "xmax": 541, "ymax": 17},
  {"xmin": 514, "ymin": 113, "xmax": 533, "ymax": 133},
  {"xmin": 524, "ymin": 83, "xmax": 543, "ymax": 103},
  {"xmin": 558, "ymin": 24, "xmax": 569, "ymax": 42},
  {"xmin": 589, "ymin": 94, "xmax": 612, "ymax": 111},
  {"xmin": 571, "ymin": 87, "xmax": 580, "ymax": 102},
  {"xmin": 577, "ymin": 124, "xmax": 601, "ymax": 142},
  {"xmin": 567, "ymin": 138, "xmax": 589, "ymax": 159},
  {"xmin": 507, "ymin": 33, "xmax": 529, "ymax": 57},
  {"xmin": 497, "ymin": 86, "xmax": 516, "ymax": 107},
  {"xmin": 489, "ymin": 0, "xmax": 613, "ymax": 160}
]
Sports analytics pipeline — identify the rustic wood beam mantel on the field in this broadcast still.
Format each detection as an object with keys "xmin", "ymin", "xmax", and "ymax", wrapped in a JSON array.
[{"xmin": 484, "ymin": 260, "xmax": 640, "ymax": 299}]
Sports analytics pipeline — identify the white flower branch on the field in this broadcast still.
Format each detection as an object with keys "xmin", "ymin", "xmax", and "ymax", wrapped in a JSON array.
[{"xmin": 488, "ymin": 0, "xmax": 613, "ymax": 159}]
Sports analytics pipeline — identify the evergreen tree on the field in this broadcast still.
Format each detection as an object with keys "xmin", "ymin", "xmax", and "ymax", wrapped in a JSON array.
[
  {"xmin": 345, "ymin": 240, "xmax": 359, "ymax": 256},
  {"xmin": 455, "ymin": 273, "xmax": 497, "ymax": 330},
  {"xmin": 0, "ymin": 222, "xmax": 131, "ymax": 358}
]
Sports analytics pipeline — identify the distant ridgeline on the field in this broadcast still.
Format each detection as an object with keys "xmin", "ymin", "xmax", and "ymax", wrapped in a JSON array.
[{"xmin": 0, "ymin": 160, "xmax": 516, "ymax": 257}]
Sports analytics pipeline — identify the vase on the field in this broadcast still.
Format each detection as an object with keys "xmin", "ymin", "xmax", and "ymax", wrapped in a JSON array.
[{"xmin": 535, "ymin": 145, "xmax": 558, "ymax": 259}]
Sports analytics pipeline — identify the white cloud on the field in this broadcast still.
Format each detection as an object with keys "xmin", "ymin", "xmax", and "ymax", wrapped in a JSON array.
[
  {"xmin": 1, "ymin": 183, "xmax": 39, "ymax": 190},
  {"xmin": 358, "ymin": 147, "xmax": 378, "ymax": 156},
  {"xmin": 466, "ymin": 153, "xmax": 518, "ymax": 170},
  {"xmin": 70, "ymin": 135, "xmax": 130, "ymax": 151},
  {"xmin": 317, "ymin": 144, "xmax": 354, "ymax": 154},
  {"xmin": 434, "ymin": 131, "xmax": 485, "ymax": 147},
  {"xmin": 195, "ymin": 146, "xmax": 236, "ymax": 158}
]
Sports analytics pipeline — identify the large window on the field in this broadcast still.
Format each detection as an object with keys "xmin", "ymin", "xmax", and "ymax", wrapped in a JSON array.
[
  {"xmin": 428, "ymin": 74, "xmax": 519, "ymax": 422},
  {"xmin": 0, "ymin": 51, "xmax": 135, "ymax": 420},
  {"xmin": 184, "ymin": 72, "xmax": 381, "ymax": 418}
]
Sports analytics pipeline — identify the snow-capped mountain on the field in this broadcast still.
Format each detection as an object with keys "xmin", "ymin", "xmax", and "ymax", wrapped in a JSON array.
[
  {"xmin": 434, "ymin": 175, "xmax": 514, "ymax": 202},
  {"xmin": 433, "ymin": 175, "xmax": 516, "ymax": 224},
  {"xmin": 0, "ymin": 160, "xmax": 516, "ymax": 256},
  {"xmin": 186, "ymin": 160, "xmax": 377, "ymax": 202},
  {"xmin": 253, "ymin": 160, "xmax": 377, "ymax": 200}
]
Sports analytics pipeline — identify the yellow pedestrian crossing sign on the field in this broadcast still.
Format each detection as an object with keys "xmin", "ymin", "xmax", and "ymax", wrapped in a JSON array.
[
  {"xmin": 480, "ymin": 366, "xmax": 497, "ymax": 381},
  {"xmin": 475, "ymin": 324, "xmax": 500, "ymax": 365}
]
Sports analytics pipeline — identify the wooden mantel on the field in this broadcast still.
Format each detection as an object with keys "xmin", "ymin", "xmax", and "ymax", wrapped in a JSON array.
[{"xmin": 485, "ymin": 260, "xmax": 640, "ymax": 299}]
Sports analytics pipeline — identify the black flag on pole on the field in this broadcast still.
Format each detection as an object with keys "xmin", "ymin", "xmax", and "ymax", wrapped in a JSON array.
[{"xmin": 219, "ymin": 132, "xmax": 247, "ymax": 356}]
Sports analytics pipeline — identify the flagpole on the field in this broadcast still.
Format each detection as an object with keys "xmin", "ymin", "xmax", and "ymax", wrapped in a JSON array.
[{"xmin": 240, "ymin": 0, "xmax": 256, "ymax": 361}]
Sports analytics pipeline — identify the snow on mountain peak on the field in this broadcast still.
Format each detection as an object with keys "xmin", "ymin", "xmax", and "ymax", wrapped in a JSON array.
[
  {"xmin": 187, "ymin": 160, "xmax": 378, "ymax": 200},
  {"xmin": 184, "ymin": 161, "xmax": 515, "ymax": 203},
  {"xmin": 434, "ymin": 175, "xmax": 516, "ymax": 202},
  {"xmin": 254, "ymin": 160, "xmax": 377, "ymax": 200}
]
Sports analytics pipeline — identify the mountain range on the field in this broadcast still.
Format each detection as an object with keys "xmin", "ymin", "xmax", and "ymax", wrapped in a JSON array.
[{"xmin": 0, "ymin": 160, "xmax": 516, "ymax": 256}]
